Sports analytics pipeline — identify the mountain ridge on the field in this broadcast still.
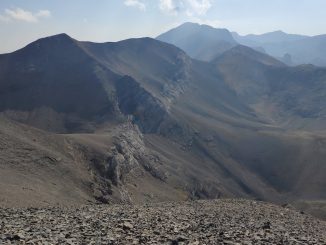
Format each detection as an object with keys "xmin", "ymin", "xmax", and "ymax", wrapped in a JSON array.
[
  {"xmin": 0, "ymin": 33, "xmax": 326, "ymax": 220},
  {"xmin": 157, "ymin": 22, "xmax": 326, "ymax": 66}
]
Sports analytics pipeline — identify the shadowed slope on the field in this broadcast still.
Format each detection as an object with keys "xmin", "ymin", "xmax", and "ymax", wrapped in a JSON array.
[{"xmin": 0, "ymin": 34, "xmax": 121, "ymax": 133}]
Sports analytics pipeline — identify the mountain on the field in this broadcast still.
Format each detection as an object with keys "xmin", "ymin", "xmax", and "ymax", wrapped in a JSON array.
[
  {"xmin": 0, "ymin": 34, "xmax": 121, "ymax": 133},
  {"xmin": 158, "ymin": 23, "xmax": 326, "ymax": 66},
  {"xmin": 158, "ymin": 22, "xmax": 326, "ymax": 66},
  {"xmin": 233, "ymin": 31, "xmax": 326, "ymax": 66},
  {"xmin": 213, "ymin": 45, "xmax": 326, "ymax": 130},
  {"xmin": 284, "ymin": 35, "xmax": 326, "ymax": 66},
  {"xmin": 232, "ymin": 30, "xmax": 308, "ymax": 45},
  {"xmin": 0, "ymin": 34, "xmax": 267, "ymax": 205},
  {"xmin": 1, "ymin": 34, "xmax": 326, "ymax": 219},
  {"xmin": 156, "ymin": 22, "xmax": 237, "ymax": 61}
]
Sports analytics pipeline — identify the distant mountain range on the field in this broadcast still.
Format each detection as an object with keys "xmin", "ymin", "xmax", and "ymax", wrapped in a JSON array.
[
  {"xmin": 157, "ymin": 22, "xmax": 326, "ymax": 66},
  {"xmin": 0, "ymin": 24, "xmax": 326, "ymax": 219}
]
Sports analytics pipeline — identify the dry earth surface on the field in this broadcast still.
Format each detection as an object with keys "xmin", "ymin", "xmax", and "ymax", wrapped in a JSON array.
[{"xmin": 1, "ymin": 199, "xmax": 326, "ymax": 245}]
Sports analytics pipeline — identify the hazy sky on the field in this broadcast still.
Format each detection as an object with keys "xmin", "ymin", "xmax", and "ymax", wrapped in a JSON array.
[{"xmin": 1, "ymin": 0, "xmax": 326, "ymax": 53}]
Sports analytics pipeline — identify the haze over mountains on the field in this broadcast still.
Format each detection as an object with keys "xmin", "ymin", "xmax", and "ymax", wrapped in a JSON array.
[
  {"xmin": 0, "ymin": 23, "xmax": 326, "ymax": 219},
  {"xmin": 158, "ymin": 22, "xmax": 326, "ymax": 66},
  {"xmin": 157, "ymin": 22, "xmax": 237, "ymax": 62}
]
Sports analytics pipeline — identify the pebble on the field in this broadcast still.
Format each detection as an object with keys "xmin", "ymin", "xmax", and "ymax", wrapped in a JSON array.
[{"xmin": 0, "ymin": 199, "xmax": 325, "ymax": 244}]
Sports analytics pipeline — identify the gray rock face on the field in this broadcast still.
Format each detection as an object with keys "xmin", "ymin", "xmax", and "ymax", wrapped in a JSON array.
[
  {"xmin": 109, "ymin": 123, "xmax": 146, "ymax": 185},
  {"xmin": 0, "ymin": 199, "xmax": 325, "ymax": 244},
  {"xmin": 75, "ymin": 123, "xmax": 168, "ymax": 203}
]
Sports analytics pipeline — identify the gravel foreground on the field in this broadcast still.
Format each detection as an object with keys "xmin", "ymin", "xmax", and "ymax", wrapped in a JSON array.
[{"xmin": 1, "ymin": 199, "xmax": 326, "ymax": 245}]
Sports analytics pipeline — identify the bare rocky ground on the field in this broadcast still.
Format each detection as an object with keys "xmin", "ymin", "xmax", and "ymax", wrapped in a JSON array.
[{"xmin": 1, "ymin": 199, "xmax": 326, "ymax": 245}]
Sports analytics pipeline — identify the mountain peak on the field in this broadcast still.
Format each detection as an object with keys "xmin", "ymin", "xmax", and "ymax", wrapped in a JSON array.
[
  {"xmin": 156, "ymin": 22, "xmax": 236, "ymax": 61},
  {"xmin": 12, "ymin": 33, "xmax": 77, "ymax": 55},
  {"xmin": 48, "ymin": 33, "xmax": 71, "ymax": 38},
  {"xmin": 271, "ymin": 30, "xmax": 286, "ymax": 34},
  {"xmin": 166, "ymin": 22, "xmax": 229, "ymax": 34},
  {"xmin": 34, "ymin": 33, "xmax": 74, "ymax": 45},
  {"xmin": 179, "ymin": 22, "xmax": 200, "ymax": 27}
]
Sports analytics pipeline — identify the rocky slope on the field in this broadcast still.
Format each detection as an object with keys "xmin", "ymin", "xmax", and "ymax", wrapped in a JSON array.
[
  {"xmin": 0, "ymin": 33, "xmax": 326, "ymax": 220},
  {"xmin": 1, "ymin": 199, "xmax": 325, "ymax": 244},
  {"xmin": 0, "ymin": 115, "xmax": 188, "ymax": 206}
]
